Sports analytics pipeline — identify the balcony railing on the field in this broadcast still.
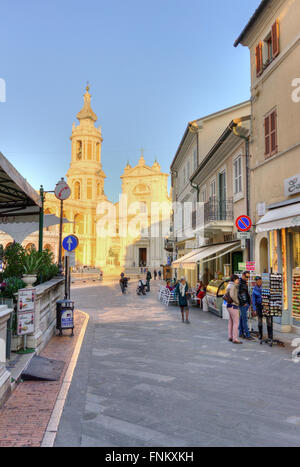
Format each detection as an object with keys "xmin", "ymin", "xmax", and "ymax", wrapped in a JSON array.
[{"xmin": 204, "ymin": 198, "xmax": 234, "ymax": 222}]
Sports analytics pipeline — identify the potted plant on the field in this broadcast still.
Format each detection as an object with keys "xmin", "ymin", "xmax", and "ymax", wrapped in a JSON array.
[{"xmin": 22, "ymin": 252, "xmax": 43, "ymax": 288}]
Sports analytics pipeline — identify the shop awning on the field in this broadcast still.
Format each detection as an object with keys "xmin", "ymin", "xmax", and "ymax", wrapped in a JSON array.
[
  {"xmin": 175, "ymin": 241, "xmax": 240, "ymax": 270},
  {"xmin": 0, "ymin": 214, "xmax": 70, "ymax": 244},
  {"xmin": 0, "ymin": 152, "xmax": 41, "ymax": 219},
  {"xmin": 256, "ymin": 203, "xmax": 300, "ymax": 233},
  {"xmin": 172, "ymin": 248, "xmax": 206, "ymax": 269}
]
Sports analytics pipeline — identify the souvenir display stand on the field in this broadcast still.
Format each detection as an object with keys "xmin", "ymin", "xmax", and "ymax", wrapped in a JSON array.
[
  {"xmin": 292, "ymin": 268, "xmax": 300, "ymax": 320},
  {"xmin": 260, "ymin": 272, "xmax": 284, "ymax": 347}
]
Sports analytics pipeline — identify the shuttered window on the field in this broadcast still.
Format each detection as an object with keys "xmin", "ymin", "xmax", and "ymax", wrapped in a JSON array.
[
  {"xmin": 265, "ymin": 109, "xmax": 277, "ymax": 158},
  {"xmin": 271, "ymin": 20, "xmax": 280, "ymax": 58},
  {"xmin": 256, "ymin": 42, "xmax": 263, "ymax": 76}
]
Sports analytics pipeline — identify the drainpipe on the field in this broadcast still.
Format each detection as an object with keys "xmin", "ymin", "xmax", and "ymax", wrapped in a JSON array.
[{"xmin": 232, "ymin": 123, "xmax": 251, "ymax": 261}]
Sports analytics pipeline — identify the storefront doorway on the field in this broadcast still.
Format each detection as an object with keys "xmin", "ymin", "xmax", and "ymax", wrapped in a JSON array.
[
  {"xmin": 232, "ymin": 251, "xmax": 243, "ymax": 273},
  {"xmin": 139, "ymin": 248, "xmax": 147, "ymax": 267}
]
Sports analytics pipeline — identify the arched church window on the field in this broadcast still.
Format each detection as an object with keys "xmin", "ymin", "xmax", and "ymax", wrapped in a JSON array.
[
  {"xmin": 87, "ymin": 142, "xmax": 92, "ymax": 160},
  {"xmin": 87, "ymin": 179, "xmax": 93, "ymax": 200},
  {"xmin": 25, "ymin": 243, "xmax": 36, "ymax": 251},
  {"xmin": 76, "ymin": 141, "xmax": 82, "ymax": 160},
  {"xmin": 74, "ymin": 182, "xmax": 81, "ymax": 200}
]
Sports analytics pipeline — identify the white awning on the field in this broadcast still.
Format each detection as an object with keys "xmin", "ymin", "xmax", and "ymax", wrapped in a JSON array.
[
  {"xmin": 0, "ymin": 215, "xmax": 70, "ymax": 244},
  {"xmin": 172, "ymin": 248, "xmax": 207, "ymax": 269},
  {"xmin": 256, "ymin": 203, "xmax": 300, "ymax": 233},
  {"xmin": 173, "ymin": 242, "xmax": 240, "ymax": 270}
]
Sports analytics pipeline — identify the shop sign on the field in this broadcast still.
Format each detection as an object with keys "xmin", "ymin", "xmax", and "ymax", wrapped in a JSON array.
[
  {"xmin": 17, "ymin": 288, "xmax": 36, "ymax": 336},
  {"xmin": 257, "ymin": 202, "xmax": 266, "ymax": 217},
  {"xmin": 284, "ymin": 174, "xmax": 300, "ymax": 197},
  {"xmin": 246, "ymin": 261, "xmax": 256, "ymax": 271},
  {"xmin": 238, "ymin": 262, "xmax": 246, "ymax": 271}
]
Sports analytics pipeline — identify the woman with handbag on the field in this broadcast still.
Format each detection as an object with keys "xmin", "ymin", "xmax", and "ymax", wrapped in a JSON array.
[
  {"xmin": 225, "ymin": 275, "xmax": 242, "ymax": 345},
  {"xmin": 175, "ymin": 277, "xmax": 190, "ymax": 324}
]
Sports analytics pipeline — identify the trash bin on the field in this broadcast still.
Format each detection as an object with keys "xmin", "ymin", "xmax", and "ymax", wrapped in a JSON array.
[{"xmin": 56, "ymin": 299, "xmax": 74, "ymax": 336}]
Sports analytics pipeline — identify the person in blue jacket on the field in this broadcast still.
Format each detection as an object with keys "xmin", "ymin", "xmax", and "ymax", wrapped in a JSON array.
[{"xmin": 252, "ymin": 276, "xmax": 272, "ymax": 341}]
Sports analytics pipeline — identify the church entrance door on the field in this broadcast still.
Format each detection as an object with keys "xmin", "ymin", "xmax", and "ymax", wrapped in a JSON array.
[{"xmin": 139, "ymin": 248, "xmax": 147, "ymax": 267}]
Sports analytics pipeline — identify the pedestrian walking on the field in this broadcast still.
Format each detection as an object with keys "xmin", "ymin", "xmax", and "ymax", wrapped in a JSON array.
[
  {"xmin": 154, "ymin": 269, "xmax": 157, "ymax": 280},
  {"xmin": 146, "ymin": 268, "xmax": 152, "ymax": 292},
  {"xmin": 225, "ymin": 275, "xmax": 242, "ymax": 344},
  {"xmin": 238, "ymin": 271, "xmax": 255, "ymax": 341},
  {"xmin": 175, "ymin": 277, "xmax": 190, "ymax": 323},
  {"xmin": 158, "ymin": 270, "xmax": 162, "ymax": 280},
  {"xmin": 252, "ymin": 276, "xmax": 273, "ymax": 342}
]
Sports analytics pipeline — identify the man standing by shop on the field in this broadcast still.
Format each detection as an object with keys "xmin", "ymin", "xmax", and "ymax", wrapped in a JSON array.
[{"xmin": 238, "ymin": 271, "xmax": 255, "ymax": 341}]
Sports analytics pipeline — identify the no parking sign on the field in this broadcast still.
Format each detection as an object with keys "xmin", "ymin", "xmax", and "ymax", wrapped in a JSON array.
[{"xmin": 236, "ymin": 215, "xmax": 252, "ymax": 232}]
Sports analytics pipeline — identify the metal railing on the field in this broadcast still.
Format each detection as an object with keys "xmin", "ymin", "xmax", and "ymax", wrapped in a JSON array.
[{"xmin": 204, "ymin": 198, "xmax": 234, "ymax": 223}]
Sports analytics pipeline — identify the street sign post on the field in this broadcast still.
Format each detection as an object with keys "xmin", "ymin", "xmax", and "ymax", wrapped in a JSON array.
[
  {"xmin": 54, "ymin": 179, "xmax": 71, "ymax": 201},
  {"xmin": 62, "ymin": 235, "xmax": 78, "ymax": 300},
  {"xmin": 237, "ymin": 231, "xmax": 251, "ymax": 240},
  {"xmin": 55, "ymin": 178, "xmax": 71, "ymax": 275},
  {"xmin": 63, "ymin": 235, "xmax": 79, "ymax": 252},
  {"xmin": 236, "ymin": 215, "xmax": 252, "ymax": 232}
]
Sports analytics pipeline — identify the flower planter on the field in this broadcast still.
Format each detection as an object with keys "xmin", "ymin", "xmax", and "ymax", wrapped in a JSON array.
[{"xmin": 22, "ymin": 274, "xmax": 37, "ymax": 288}]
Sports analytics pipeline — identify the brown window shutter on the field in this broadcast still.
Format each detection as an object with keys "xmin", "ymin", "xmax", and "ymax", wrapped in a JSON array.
[
  {"xmin": 270, "ymin": 110, "xmax": 277, "ymax": 154},
  {"xmin": 256, "ymin": 42, "xmax": 263, "ymax": 76},
  {"xmin": 265, "ymin": 116, "xmax": 270, "ymax": 156},
  {"xmin": 272, "ymin": 20, "xmax": 280, "ymax": 58}
]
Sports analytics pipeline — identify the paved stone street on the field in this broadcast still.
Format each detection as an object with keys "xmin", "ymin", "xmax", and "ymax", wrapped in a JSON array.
[{"xmin": 55, "ymin": 279, "xmax": 300, "ymax": 447}]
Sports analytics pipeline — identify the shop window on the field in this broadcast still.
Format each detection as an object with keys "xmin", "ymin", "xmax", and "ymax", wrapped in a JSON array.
[{"xmin": 293, "ymin": 231, "xmax": 300, "ymax": 268}]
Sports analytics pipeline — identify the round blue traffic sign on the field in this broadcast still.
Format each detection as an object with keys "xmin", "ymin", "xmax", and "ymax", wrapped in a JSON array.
[
  {"xmin": 236, "ymin": 215, "xmax": 252, "ymax": 232},
  {"xmin": 62, "ymin": 235, "xmax": 79, "ymax": 252}
]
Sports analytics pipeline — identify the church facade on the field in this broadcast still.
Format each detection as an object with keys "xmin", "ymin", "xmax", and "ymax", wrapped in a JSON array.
[{"xmin": 0, "ymin": 87, "xmax": 171, "ymax": 273}]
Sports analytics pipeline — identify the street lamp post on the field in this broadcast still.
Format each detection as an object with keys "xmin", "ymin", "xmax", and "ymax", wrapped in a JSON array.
[
  {"xmin": 38, "ymin": 185, "xmax": 44, "ymax": 253},
  {"xmin": 54, "ymin": 178, "xmax": 71, "ymax": 276}
]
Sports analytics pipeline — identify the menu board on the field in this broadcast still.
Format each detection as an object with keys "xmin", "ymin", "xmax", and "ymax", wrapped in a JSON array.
[
  {"xmin": 292, "ymin": 268, "xmax": 300, "ymax": 319},
  {"xmin": 17, "ymin": 288, "xmax": 36, "ymax": 336}
]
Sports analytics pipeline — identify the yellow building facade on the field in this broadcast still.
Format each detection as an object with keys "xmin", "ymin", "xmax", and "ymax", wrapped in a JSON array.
[{"xmin": 0, "ymin": 87, "xmax": 171, "ymax": 272}]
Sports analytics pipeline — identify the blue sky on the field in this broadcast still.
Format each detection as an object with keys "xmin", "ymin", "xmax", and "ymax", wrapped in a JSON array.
[{"xmin": 0, "ymin": 0, "xmax": 261, "ymax": 202}]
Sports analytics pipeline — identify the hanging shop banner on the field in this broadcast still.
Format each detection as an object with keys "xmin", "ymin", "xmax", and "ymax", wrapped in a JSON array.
[
  {"xmin": 246, "ymin": 261, "xmax": 256, "ymax": 271},
  {"xmin": 17, "ymin": 288, "xmax": 36, "ymax": 336}
]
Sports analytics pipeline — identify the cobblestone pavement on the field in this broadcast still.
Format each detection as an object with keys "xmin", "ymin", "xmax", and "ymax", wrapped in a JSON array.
[
  {"xmin": 54, "ymin": 279, "xmax": 300, "ymax": 447},
  {"xmin": 0, "ymin": 311, "xmax": 86, "ymax": 447}
]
